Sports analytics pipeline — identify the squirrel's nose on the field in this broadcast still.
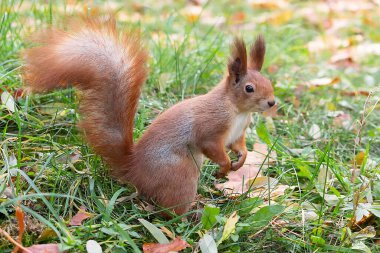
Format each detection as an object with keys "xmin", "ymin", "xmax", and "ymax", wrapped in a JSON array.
[{"xmin": 268, "ymin": 100, "xmax": 276, "ymax": 107}]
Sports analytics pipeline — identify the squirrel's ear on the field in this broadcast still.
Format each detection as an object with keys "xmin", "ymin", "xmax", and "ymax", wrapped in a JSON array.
[
  {"xmin": 249, "ymin": 35, "xmax": 265, "ymax": 72},
  {"xmin": 228, "ymin": 37, "xmax": 247, "ymax": 84}
]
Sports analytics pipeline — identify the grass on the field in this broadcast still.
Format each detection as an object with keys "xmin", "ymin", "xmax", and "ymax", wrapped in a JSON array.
[{"xmin": 1, "ymin": 0, "xmax": 380, "ymax": 252}]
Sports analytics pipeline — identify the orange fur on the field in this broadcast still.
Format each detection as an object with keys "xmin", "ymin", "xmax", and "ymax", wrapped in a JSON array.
[{"xmin": 23, "ymin": 19, "xmax": 275, "ymax": 216}]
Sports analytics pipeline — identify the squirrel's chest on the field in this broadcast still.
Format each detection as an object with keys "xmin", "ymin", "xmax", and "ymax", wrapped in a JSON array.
[{"xmin": 224, "ymin": 113, "xmax": 251, "ymax": 146}]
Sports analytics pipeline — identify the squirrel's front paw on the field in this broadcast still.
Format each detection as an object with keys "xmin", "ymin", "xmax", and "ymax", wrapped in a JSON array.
[
  {"xmin": 231, "ymin": 160, "xmax": 243, "ymax": 171},
  {"xmin": 231, "ymin": 152, "xmax": 246, "ymax": 171},
  {"xmin": 215, "ymin": 171, "xmax": 227, "ymax": 179}
]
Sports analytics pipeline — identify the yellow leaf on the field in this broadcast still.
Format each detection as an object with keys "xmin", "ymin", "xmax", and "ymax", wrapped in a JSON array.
[
  {"xmin": 267, "ymin": 10, "xmax": 293, "ymax": 26},
  {"xmin": 326, "ymin": 102, "xmax": 336, "ymax": 111},
  {"xmin": 352, "ymin": 151, "xmax": 365, "ymax": 166},
  {"xmin": 218, "ymin": 211, "xmax": 239, "ymax": 245}
]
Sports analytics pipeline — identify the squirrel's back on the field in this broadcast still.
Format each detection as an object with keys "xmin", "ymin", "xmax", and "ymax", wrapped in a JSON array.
[{"xmin": 23, "ymin": 18, "xmax": 148, "ymax": 169}]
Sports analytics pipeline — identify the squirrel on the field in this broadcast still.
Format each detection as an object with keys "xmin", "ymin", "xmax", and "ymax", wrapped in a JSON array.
[{"xmin": 23, "ymin": 18, "xmax": 275, "ymax": 216}]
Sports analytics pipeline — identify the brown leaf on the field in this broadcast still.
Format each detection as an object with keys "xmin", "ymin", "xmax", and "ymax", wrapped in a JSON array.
[
  {"xmin": 23, "ymin": 244, "xmax": 59, "ymax": 253},
  {"xmin": 142, "ymin": 236, "xmax": 190, "ymax": 253},
  {"xmin": 160, "ymin": 227, "xmax": 175, "ymax": 240},
  {"xmin": 248, "ymin": 0, "xmax": 289, "ymax": 9},
  {"xmin": 340, "ymin": 90, "xmax": 370, "ymax": 97},
  {"xmin": 215, "ymin": 143, "xmax": 286, "ymax": 198},
  {"xmin": 306, "ymin": 77, "xmax": 340, "ymax": 88},
  {"xmin": 332, "ymin": 113, "xmax": 352, "ymax": 130},
  {"xmin": 267, "ymin": 64, "xmax": 279, "ymax": 74},
  {"xmin": 231, "ymin": 12, "xmax": 246, "ymax": 24},
  {"xmin": 330, "ymin": 50, "xmax": 359, "ymax": 69},
  {"xmin": 351, "ymin": 151, "xmax": 366, "ymax": 167},
  {"xmin": 68, "ymin": 206, "xmax": 92, "ymax": 226}
]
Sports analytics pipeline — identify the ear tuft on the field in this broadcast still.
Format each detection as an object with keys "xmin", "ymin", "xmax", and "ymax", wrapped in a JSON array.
[
  {"xmin": 249, "ymin": 34, "xmax": 266, "ymax": 71},
  {"xmin": 228, "ymin": 37, "xmax": 247, "ymax": 84}
]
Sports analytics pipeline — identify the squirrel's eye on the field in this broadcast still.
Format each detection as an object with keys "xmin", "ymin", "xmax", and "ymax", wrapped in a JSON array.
[{"xmin": 245, "ymin": 85, "xmax": 254, "ymax": 93}]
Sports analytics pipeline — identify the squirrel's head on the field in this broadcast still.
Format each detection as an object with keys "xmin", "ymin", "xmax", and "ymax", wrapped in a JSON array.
[{"xmin": 226, "ymin": 36, "xmax": 275, "ymax": 113}]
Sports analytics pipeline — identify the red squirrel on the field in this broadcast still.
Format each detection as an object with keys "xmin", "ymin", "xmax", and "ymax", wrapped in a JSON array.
[{"xmin": 23, "ymin": 19, "xmax": 275, "ymax": 215}]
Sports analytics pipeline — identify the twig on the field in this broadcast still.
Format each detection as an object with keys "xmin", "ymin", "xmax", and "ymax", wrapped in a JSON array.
[{"xmin": 0, "ymin": 228, "xmax": 33, "ymax": 253}]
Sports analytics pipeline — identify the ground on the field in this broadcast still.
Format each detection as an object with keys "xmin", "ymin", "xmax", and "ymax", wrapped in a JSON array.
[{"xmin": 0, "ymin": 0, "xmax": 380, "ymax": 252}]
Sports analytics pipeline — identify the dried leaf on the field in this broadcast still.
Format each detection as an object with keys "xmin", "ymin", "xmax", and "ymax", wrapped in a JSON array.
[
  {"xmin": 37, "ymin": 229, "xmax": 57, "ymax": 242},
  {"xmin": 340, "ymin": 90, "xmax": 370, "ymax": 97},
  {"xmin": 142, "ymin": 237, "xmax": 190, "ymax": 253},
  {"xmin": 332, "ymin": 113, "xmax": 353, "ymax": 130},
  {"xmin": 1, "ymin": 91, "xmax": 16, "ymax": 113},
  {"xmin": 352, "ymin": 151, "xmax": 365, "ymax": 167},
  {"xmin": 218, "ymin": 211, "xmax": 239, "ymax": 245},
  {"xmin": 181, "ymin": 5, "xmax": 202, "ymax": 22},
  {"xmin": 23, "ymin": 244, "xmax": 60, "ymax": 253},
  {"xmin": 303, "ymin": 210, "xmax": 319, "ymax": 221},
  {"xmin": 353, "ymin": 226, "xmax": 376, "ymax": 239},
  {"xmin": 160, "ymin": 227, "xmax": 175, "ymax": 240},
  {"xmin": 86, "ymin": 240, "xmax": 102, "ymax": 253},
  {"xmin": 68, "ymin": 206, "xmax": 92, "ymax": 226},
  {"xmin": 307, "ymin": 77, "xmax": 340, "ymax": 88},
  {"xmin": 231, "ymin": 12, "xmax": 245, "ymax": 24},
  {"xmin": 248, "ymin": 0, "xmax": 289, "ymax": 9},
  {"xmin": 199, "ymin": 234, "xmax": 217, "ymax": 253},
  {"xmin": 308, "ymin": 124, "xmax": 321, "ymax": 139},
  {"xmin": 216, "ymin": 143, "xmax": 282, "ymax": 198}
]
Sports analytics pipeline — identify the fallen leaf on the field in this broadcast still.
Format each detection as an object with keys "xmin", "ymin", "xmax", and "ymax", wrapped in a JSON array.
[
  {"xmin": 181, "ymin": 5, "xmax": 202, "ymax": 22},
  {"xmin": 340, "ymin": 90, "xmax": 370, "ymax": 97},
  {"xmin": 37, "ymin": 229, "xmax": 58, "ymax": 242},
  {"xmin": 1, "ymin": 90, "xmax": 16, "ymax": 113},
  {"xmin": 231, "ymin": 11, "xmax": 245, "ymax": 24},
  {"xmin": 323, "ymin": 194, "xmax": 340, "ymax": 206},
  {"xmin": 218, "ymin": 211, "xmax": 239, "ymax": 245},
  {"xmin": 142, "ymin": 237, "xmax": 190, "ymax": 253},
  {"xmin": 355, "ymin": 203, "xmax": 372, "ymax": 223},
  {"xmin": 37, "ymin": 102, "xmax": 66, "ymax": 115},
  {"xmin": 248, "ymin": 0, "xmax": 289, "ymax": 9},
  {"xmin": 199, "ymin": 234, "xmax": 217, "ymax": 253},
  {"xmin": 303, "ymin": 210, "xmax": 319, "ymax": 221},
  {"xmin": 353, "ymin": 226, "xmax": 376, "ymax": 239},
  {"xmin": 86, "ymin": 240, "xmax": 102, "ymax": 253},
  {"xmin": 308, "ymin": 124, "xmax": 321, "ymax": 139},
  {"xmin": 306, "ymin": 77, "xmax": 340, "ymax": 88},
  {"xmin": 330, "ymin": 50, "xmax": 359, "ymax": 69},
  {"xmin": 267, "ymin": 64, "xmax": 279, "ymax": 74},
  {"xmin": 265, "ymin": 10, "xmax": 293, "ymax": 26},
  {"xmin": 216, "ymin": 143, "xmax": 284, "ymax": 198},
  {"xmin": 68, "ymin": 206, "xmax": 92, "ymax": 226},
  {"xmin": 351, "ymin": 241, "xmax": 372, "ymax": 253},
  {"xmin": 332, "ymin": 113, "xmax": 353, "ymax": 130},
  {"xmin": 23, "ymin": 244, "xmax": 59, "ymax": 253},
  {"xmin": 160, "ymin": 227, "xmax": 175, "ymax": 240},
  {"xmin": 352, "ymin": 151, "xmax": 365, "ymax": 167}
]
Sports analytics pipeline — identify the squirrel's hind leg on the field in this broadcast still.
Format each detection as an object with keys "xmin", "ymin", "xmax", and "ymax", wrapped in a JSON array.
[{"xmin": 155, "ymin": 158, "xmax": 199, "ymax": 217}]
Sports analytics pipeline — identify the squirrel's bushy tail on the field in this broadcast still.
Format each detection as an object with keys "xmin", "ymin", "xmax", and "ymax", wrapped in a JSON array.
[{"xmin": 23, "ymin": 18, "xmax": 148, "ymax": 169}]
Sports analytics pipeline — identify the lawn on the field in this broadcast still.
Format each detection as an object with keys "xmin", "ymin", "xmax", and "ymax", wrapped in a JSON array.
[{"xmin": 1, "ymin": 0, "xmax": 380, "ymax": 252}]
